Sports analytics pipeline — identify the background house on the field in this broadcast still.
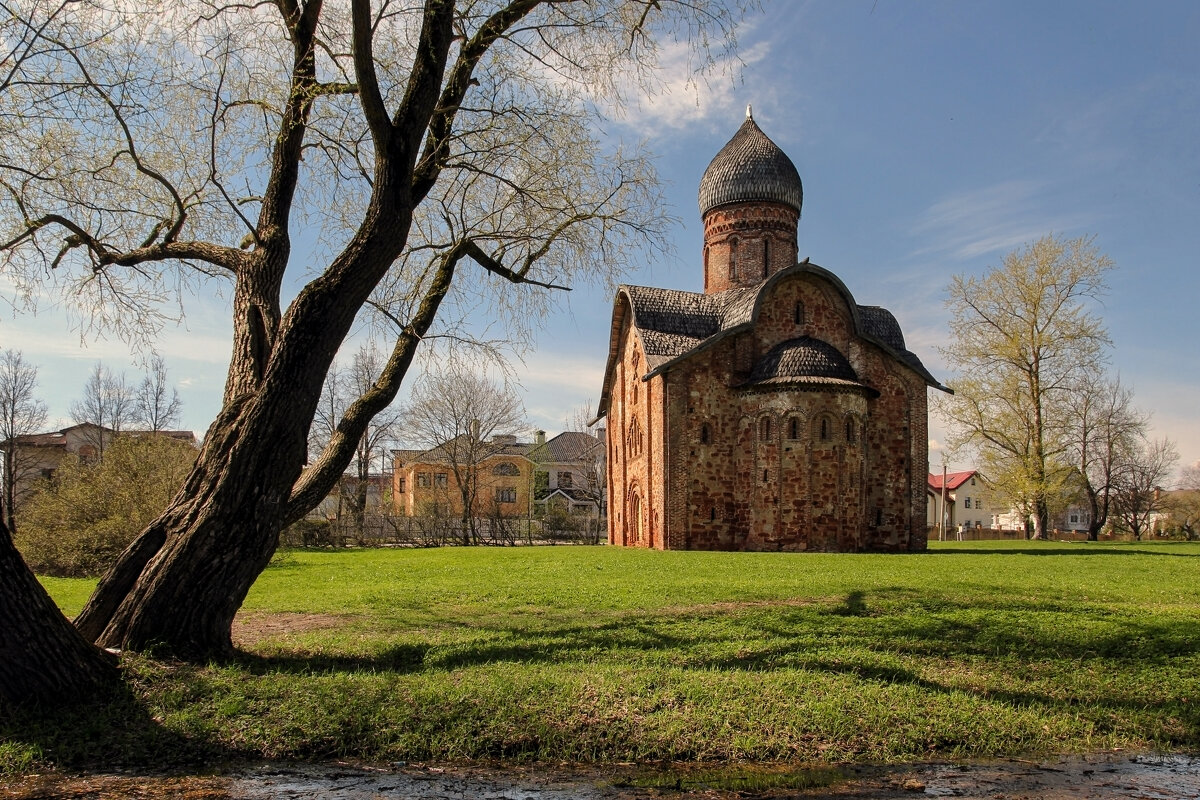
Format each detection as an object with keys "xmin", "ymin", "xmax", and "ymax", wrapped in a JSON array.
[
  {"xmin": 927, "ymin": 470, "xmax": 1006, "ymax": 536},
  {"xmin": 529, "ymin": 429, "xmax": 606, "ymax": 519},
  {"xmin": 2, "ymin": 423, "xmax": 196, "ymax": 517},
  {"xmin": 392, "ymin": 429, "xmax": 607, "ymax": 522}
]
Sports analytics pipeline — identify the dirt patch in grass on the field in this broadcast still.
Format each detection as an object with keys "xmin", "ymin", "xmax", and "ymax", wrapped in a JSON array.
[{"xmin": 231, "ymin": 612, "xmax": 351, "ymax": 647}]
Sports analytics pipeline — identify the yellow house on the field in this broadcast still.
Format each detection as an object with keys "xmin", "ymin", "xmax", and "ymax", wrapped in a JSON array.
[{"xmin": 392, "ymin": 434, "xmax": 537, "ymax": 520}]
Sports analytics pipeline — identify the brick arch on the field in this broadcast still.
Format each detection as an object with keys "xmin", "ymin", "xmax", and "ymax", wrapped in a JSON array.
[
  {"xmin": 813, "ymin": 412, "xmax": 838, "ymax": 445},
  {"xmin": 626, "ymin": 483, "xmax": 644, "ymax": 546}
]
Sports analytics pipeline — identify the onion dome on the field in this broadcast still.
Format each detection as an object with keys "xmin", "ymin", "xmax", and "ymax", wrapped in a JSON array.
[
  {"xmin": 748, "ymin": 337, "xmax": 860, "ymax": 387},
  {"xmin": 698, "ymin": 106, "xmax": 803, "ymax": 217}
]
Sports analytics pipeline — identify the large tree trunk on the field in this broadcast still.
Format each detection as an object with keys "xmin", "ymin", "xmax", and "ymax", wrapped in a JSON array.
[
  {"xmin": 75, "ymin": 362, "xmax": 315, "ymax": 659},
  {"xmin": 0, "ymin": 509, "xmax": 118, "ymax": 705}
]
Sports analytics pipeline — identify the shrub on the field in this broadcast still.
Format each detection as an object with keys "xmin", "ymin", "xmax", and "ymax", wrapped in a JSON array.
[{"xmin": 15, "ymin": 435, "xmax": 196, "ymax": 576}]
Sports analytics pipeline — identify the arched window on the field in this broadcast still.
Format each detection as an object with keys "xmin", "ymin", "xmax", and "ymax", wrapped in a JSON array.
[
  {"xmin": 759, "ymin": 416, "xmax": 772, "ymax": 442},
  {"xmin": 631, "ymin": 491, "xmax": 643, "ymax": 543},
  {"xmin": 793, "ymin": 301, "xmax": 805, "ymax": 326},
  {"xmin": 627, "ymin": 416, "xmax": 643, "ymax": 458},
  {"xmin": 491, "ymin": 462, "xmax": 520, "ymax": 476},
  {"xmin": 819, "ymin": 417, "xmax": 830, "ymax": 442},
  {"xmin": 788, "ymin": 416, "xmax": 800, "ymax": 440},
  {"xmin": 845, "ymin": 418, "xmax": 856, "ymax": 444}
]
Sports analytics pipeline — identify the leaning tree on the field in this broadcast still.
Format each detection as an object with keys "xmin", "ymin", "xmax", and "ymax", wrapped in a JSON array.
[{"xmin": 0, "ymin": 0, "xmax": 742, "ymax": 660}]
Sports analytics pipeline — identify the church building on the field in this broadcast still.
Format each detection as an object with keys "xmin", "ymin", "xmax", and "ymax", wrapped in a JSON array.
[{"xmin": 596, "ymin": 109, "xmax": 948, "ymax": 552}]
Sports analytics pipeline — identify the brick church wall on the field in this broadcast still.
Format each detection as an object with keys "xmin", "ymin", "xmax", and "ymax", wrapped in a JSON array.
[{"xmin": 703, "ymin": 202, "xmax": 799, "ymax": 293}]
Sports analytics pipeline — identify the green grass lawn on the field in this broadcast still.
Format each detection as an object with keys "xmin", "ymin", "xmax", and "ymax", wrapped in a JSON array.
[{"xmin": 6, "ymin": 540, "xmax": 1200, "ymax": 774}]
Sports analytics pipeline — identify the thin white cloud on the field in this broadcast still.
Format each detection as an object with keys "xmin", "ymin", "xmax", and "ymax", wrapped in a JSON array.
[
  {"xmin": 614, "ymin": 30, "xmax": 773, "ymax": 136},
  {"xmin": 910, "ymin": 180, "xmax": 1091, "ymax": 261}
]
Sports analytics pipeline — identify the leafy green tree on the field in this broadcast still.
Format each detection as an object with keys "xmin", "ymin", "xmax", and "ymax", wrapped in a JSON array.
[
  {"xmin": 938, "ymin": 234, "xmax": 1113, "ymax": 539},
  {"xmin": 15, "ymin": 435, "xmax": 196, "ymax": 577}
]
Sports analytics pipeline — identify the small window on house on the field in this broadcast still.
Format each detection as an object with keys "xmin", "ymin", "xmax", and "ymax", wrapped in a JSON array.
[
  {"xmin": 709, "ymin": 507, "xmax": 716, "ymax": 522},
  {"xmin": 398, "ymin": 478, "xmax": 406, "ymax": 493},
  {"xmin": 971, "ymin": 477, "xmax": 976, "ymax": 486},
  {"xmin": 845, "ymin": 419, "xmax": 856, "ymax": 443},
  {"xmin": 557, "ymin": 471, "xmax": 573, "ymax": 488},
  {"xmin": 794, "ymin": 302, "xmax": 805, "ymax": 326},
  {"xmin": 819, "ymin": 417, "xmax": 830, "ymax": 441},
  {"xmin": 1069, "ymin": 513, "xmax": 1079, "ymax": 524},
  {"xmin": 700, "ymin": 423, "xmax": 710, "ymax": 444},
  {"xmin": 416, "ymin": 472, "xmax": 430, "ymax": 488},
  {"xmin": 434, "ymin": 473, "xmax": 448, "ymax": 489},
  {"xmin": 729, "ymin": 237, "xmax": 739, "ymax": 279},
  {"xmin": 762, "ymin": 238, "xmax": 770, "ymax": 277},
  {"xmin": 876, "ymin": 508, "xmax": 883, "ymax": 526},
  {"xmin": 975, "ymin": 499, "xmax": 982, "ymax": 509},
  {"xmin": 759, "ymin": 416, "xmax": 772, "ymax": 442},
  {"xmin": 788, "ymin": 416, "xmax": 800, "ymax": 440},
  {"xmin": 964, "ymin": 496, "xmax": 971, "ymax": 508},
  {"xmin": 495, "ymin": 487, "xmax": 516, "ymax": 503},
  {"xmin": 762, "ymin": 468, "xmax": 769, "ymax": 483}
]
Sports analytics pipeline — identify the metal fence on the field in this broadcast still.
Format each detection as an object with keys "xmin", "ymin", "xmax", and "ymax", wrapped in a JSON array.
[{"xmin": 284, "ymin": 514, "xmax": 606, "ymax": 548}]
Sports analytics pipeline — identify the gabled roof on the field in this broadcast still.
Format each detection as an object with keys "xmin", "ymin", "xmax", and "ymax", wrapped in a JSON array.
[
  {"xmin": 531, "ymin": 431, "xmax": 604, "ymax": 464},
  {"xmin": 597, "ymin": 260, "xmax": 949, "ymax": 418},
  {"xmin": 928, "ymin": 470, "xmax": 979, "ymax": 492},
  {"xmin": 2, "ymin": 424, "xmax": 196, "ymax": 449},
  {"xmin": 396, "ymin": 434, "xmax": 536, "ymax": 466},
  {"xmin": 536, "ymin": 486, "xmax": 598, "ymax": 505}
]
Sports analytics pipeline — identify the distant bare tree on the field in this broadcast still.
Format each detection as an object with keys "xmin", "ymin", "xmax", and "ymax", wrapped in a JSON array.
[
  {"xmin": 70, "ymin": 363, "xmax": 133, "ymax": 458},
  {"xmin": 1110, "ymin": 438, "xmax": 1178, "ymax": 540},
  {"xmin": 1166, "ymin": 463, "xmax": 1200, "ymax": 540},
  {"xmin": 0, "ymin": 350, "xmax": 48, "ymax": 531},
  {"xmin": 404, "ymin": 367, "xmax": 525, "ymax": 545},
  {"xmin": 308, "ymin": 344, "xmax": 402, "ymax": 540},
  {"xmin": 1063, "ymin": 373, "xmax": 1147, "ymax": 540},
  {"xmin": 565, "ymin": 401, "xmax": 607, "ymax": 520},
  {"xmin": 133, "ymin": 353, "xmax": 182, "ymax": 432}
]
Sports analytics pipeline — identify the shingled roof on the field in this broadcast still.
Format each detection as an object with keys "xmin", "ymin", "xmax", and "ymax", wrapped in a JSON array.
[
  {"xmin": 747, "ymin": 336, "xmax": 866, "ymax": 390},
  {"xmin": 698, "ymin": 110, "xmax": 804, "ymax": 217},
  {"xmin": 596, "ymin": 261, "xmax": 948, "ymax": 418}
]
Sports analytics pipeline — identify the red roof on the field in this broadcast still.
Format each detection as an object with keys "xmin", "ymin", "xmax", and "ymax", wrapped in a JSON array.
[{"xmin": 928, "ymin": 470, "xmax": 977, "ymax": 491}]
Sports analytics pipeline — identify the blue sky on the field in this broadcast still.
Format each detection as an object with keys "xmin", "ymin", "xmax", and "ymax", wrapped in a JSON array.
[{"xmin": 3, "ymin": 1, "xmax": 1198, "ymax": 478}]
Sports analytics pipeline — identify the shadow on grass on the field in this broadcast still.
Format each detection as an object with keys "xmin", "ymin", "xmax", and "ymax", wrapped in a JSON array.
[
  {"xmin": 236, "ymin": 642, "xmax": 430, "ymax": 675},
  {"xmin": 930, "ymin": 544, "xmax": 1200, "ymax": 557},
  {"xmin": 0, "ymin": 675, "xmax": 238, "ymax": 773},
  {"xmin": 228, "ymin": 587, "xmax": 1200, "ymax": 750}
]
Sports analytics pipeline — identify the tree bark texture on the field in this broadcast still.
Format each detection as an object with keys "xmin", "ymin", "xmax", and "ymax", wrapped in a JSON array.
[{"xmin": 0, "ymin": 510, "xmax": 118, "ymax": 706}]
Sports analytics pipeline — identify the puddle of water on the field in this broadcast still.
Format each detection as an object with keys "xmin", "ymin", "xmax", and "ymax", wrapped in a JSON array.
[
  {"xmin": 617, "ymin": 762, "xmax": 845, "ymax": 793},
  {"xmin": 10, "ymin": 753, "xmax": 1200, "ymax": 799}
]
